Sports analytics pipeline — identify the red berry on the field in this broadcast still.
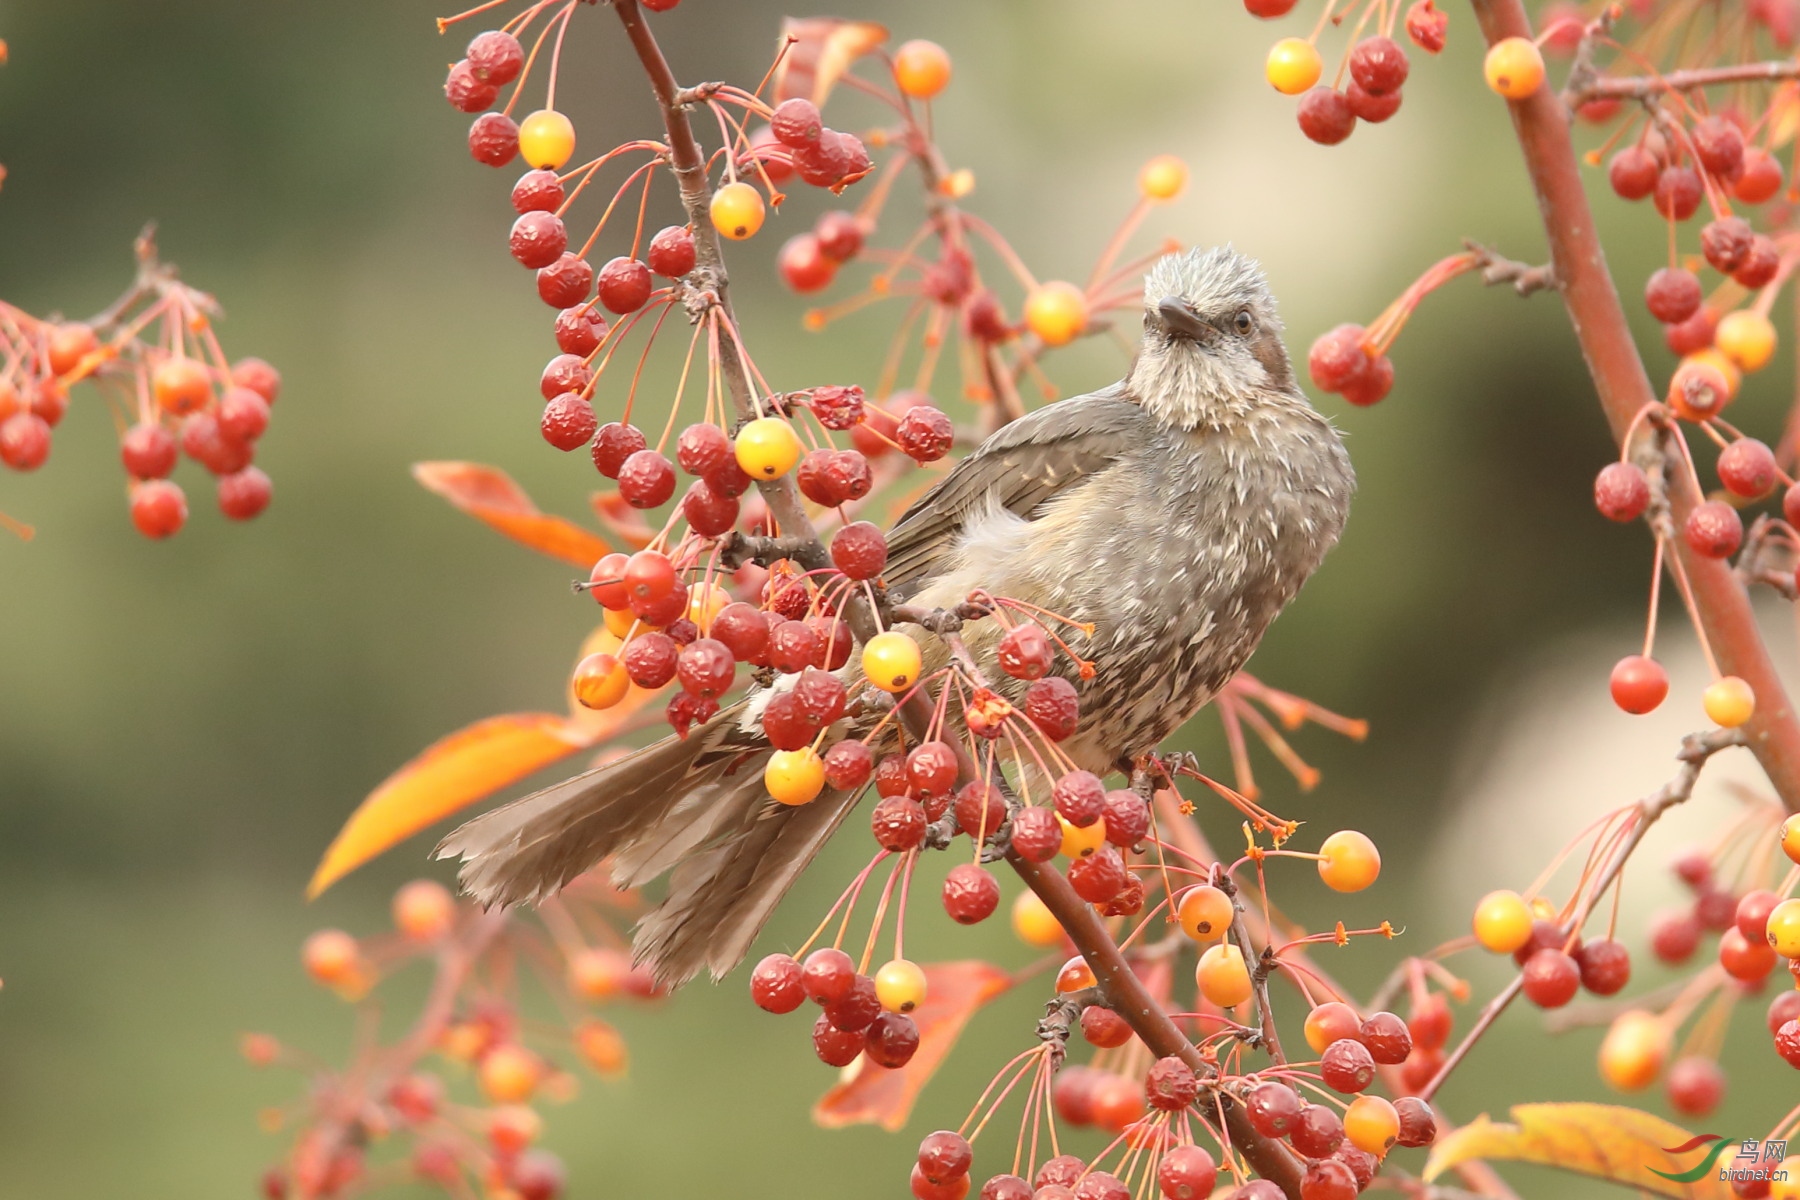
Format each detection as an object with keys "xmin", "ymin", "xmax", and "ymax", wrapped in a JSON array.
[
  {"xmin": 918, "ymin": 1132, "xmax": 972, "ymax": 1186},
  {"xmin": 865, "ymin": 1011, "xmax": 919, "ymax": 1068},
  {"xmin": 1695, "ymin": 886, "xmax": 1737, "ymax": 932},
  {"xmin": 1052, "ymin": 771, "xmax": 1105, "ymax": 828},
  {"xmin": 1653, "ymin": 165, "xmax": 1702, "ymax": 221},
  {"xmin": 597, "ymin": 257, "xmax": 653, "ymax": 314},
  {"xmin": 1359, "ymin": 1010, "xmax": 1413, "ymax": 1064},
  {"xmin": 217, "ymin": 388, "xmax": 270, "ymax": 444},
  {"xmin": 623, "ymin": 549, "xmax": 677, "ymax": 603},
  {"xmin": 1245, "ymin": 0, "xmax": 1300, "ymax": 13},
  {"xmin": 1685, "ymin": 500, "xmax": 1743, "ymax": 558},
  {"xmin": 1720, "ymin": 926, "xmax": 1776, "ymax": 982},
  {"xmin": 1300, "ymin": 1159, "xmax": 1356, "ymax": 1200},
  {"xmin": 218, "ymin": 466, "xmax": 272, "ymax": 520},
  {"xmin": 871, "ymin": 795, "xmax": 927, "ymax": 852},
  {"xmin": 811, "ymin": 1011, "xmax": 863, "ymax": 1066},
  {"xmin": 510, "ymin": 211, "xmax": 567, "ymax": 269},
  {"xmin": 830, "ymin": 521, "xmax": 888, "ymax": 580},
  {"xmin": 1409, "ymin": 992, "xmax": 1452, "ymax": 1051},
  {"xmin": 1594, "ymin": 461, "xmax": 1649, "ymax": 522},
  {"xmin": 823, "ymin": 973, "xmax": 881, "ymax": 1032},
  {"xmin": 1024, "ymin": 676, "xmax": 1079, "ymax": 740},
  {"xmin": 954, "ymin": 781, "xmax": 1006, "ymax": 840},
  {"xmin": 996, "ymin": 623, "xmax": 1052, "ymax": 680},
  {"xmin": 1665, "ymin": 307, "xmax": 1718, "ymax": 356},
  {"xmin": 750, "ymin": 953, "xmax": 805, "ymax": 1013},
  {"xmin": 0, "ymin": 412, "xmax": 49, "ymax": 471},
  {"xmin": 1349, "ymin": 35, "xmax": 1409, "ymax": 94},
  {"xmin": 1693, "ymin": 116, "xmax": 1745, "ymax": 180},
  {"xmin": 711, "ymin": 602, "xmax": 770, "ymax": 661},
  {"xmin": 808, "ymin": 615, "xmax": 852, "ymax": 670},
  {"xmin": 1292, "ymin": 1104, "xmax": 1345, "ymax": 1158},
  {"xmin": 1102, "ymin": 790, "xmax": 1147, "ymax": 847},
  {"xmin": 1610, "ymin": 655, "xmax": 1669, "ymax": 715},
  {"xmin": 1734, "ymin": 147, "xmax": 1784, "ymax": 204},
  {"xmin": 767, "ymin": 620, "xmax": 819, "ymax": 674},
  {"xmin": 1650, "ymin": 907, "xmax": 1702, "ymax": 963},
  {"xmin": 1339, "ymin": 353, "xmax": 1394, "ymax": 406},
  {"xmin": 1405, "ymin": 0, "xmax": 1448, "ymax": 51},
  {"xmin": 1738, "ymin": 890, "xmax": 1780, "ymax": 942},
  {"xmin": 778, "ymin": 233, "xmax": 837, "ymax": 293},
  {"xmin": 676, "ymin": 638, "xmax": 735, "ymax": 699},
  {"xmin": 1645, "ymin": 267, "xmax": 1702, "ymax": 324},
  {"xmin": 511, "ymin": 169, "xmax": 564, "ymax": 213},
  {"xmin": 681, "ymin": 479, "xmax": 738, "ymax": 537},
  {"xmin": 1521, "ymin": 947, "xmax": 1580, "ymax": 1008},
  {"xmin": 554, "ymin": 305, "xmax": 607, "ymax": 356},
  {"xmin": 1036, "ymin": 1156, "xmax": 1087, "ymax": 1190},
  {"xmin": 1768, "ymin": 990, "xmax": 1800, "ymax": 1035},
  {"xmin": 822, "ymin": 739, "xmax": 873, "ymax": 791},
  {"xmin": 1702, "ymin": 217, "xmax": 1754, "ymax": 274},
  {"xmin": 1156, "ymin": 1146, "xmax": 1216, "ymax": 1200},
  {"xmin": 591, "ymin": 422, "xmax": 646, "ymax": 477},
  {"xmin": 669, "ymin": 422, "xmax": 728, "ymax": 477},
  {"xmin": 806, "ymin": 384, "xmax": 865, "ymax": 430},
  {"xmin": 1309, "ymin": 324, "xmax": 1371, "ymax": 393},
  {"xmin": 541, "ymin": 394, "xmax": 597, "ymax": 451},
  {"xmin": 1080, "ymin": 1006, "xmax": 1133, "ymax": 1048},
  {"xmin": 131, "ymin": 479, "xmax": 187, "ymax": 538},
  {"xmin": 1321, "ymin": 1037, "xmax": 1376, "ymax": 1092},
  {"xmin": 1394, "ymin": 1095, "xmax": 1437, "ymax": 1146},
  {"xmin": 1297, "ymin": 88, "xmax": 1357, "ymax": 145},
  {"xmin": 770, "ymin": 98, "xmax": 823, "ymax": 148},
  {"xmin": 466, "ymin": 30, "xmax": 524, "ymax": 84},
  {"xmin": 121, "ymin": 422, "xmax": 178, "ymax": 479},
  {"xmin": 1010, "ymin": 807, "xmax": 1062, "ymax": 862},
  {"xmin": 1577, "ymin": 937, "xmax": 1632, "ymax": 994},
  {"xmin": 537, "ymin": 254, "xmax": 593, "ymax": 308},
  {"xmin": 1346, "ymin": 80, "xmax": 1403, "ymax": 122},
  {"xmin": 1666, "ymin": 1056, "xmax": 1725, "ymax": 1116},
  {"xmin": 1246, "ymin": 1080, "xmax": 1301, "ymax": 1136},
  {"xmin": 618, "ymin": 449, "xmax": 677, "ymax": 508},
  {"xmin": 905, "ymin": 742, "xmax": 958, "ymax": 796},
  {"xmin": 1609, "ymin": 146, "xmax": 1659, "ymax": 200},
  {"xmin": 1719, "ymin": 438, "xmax": 1777, "ymax": 497},
  {"xmin": 942, "ymin": 863, "xmax": 999, "ymax": 924},
  {"xmin": 181, "ymin": 413, "xmax": 254, "ymax": 475},
  {"xmin": 814, "ymin": 210, "xmax": 864, "ymax": 262},
  {"xmin": 761, "ymin": 692, "xmax": 815, "ymax": 751},
  {"xmin": 647, "ymin": 225, "xmax": 696, "ymax": 277},
  {"xmin": 897, "ymin": 404, "xmax": 954, "ymax": 463},
  {"xmin": 1778, "ymin": 1018, "xmax": 1800, "ymax": 1068},
  {"xmin": 1737, "ymin": 235, "xmax": 1782, "ymax": 288},
  {"xmin": 623, "ymin": 631, "xmax": 679, "ymax": 688},
  {"xmin": 1068, "ymin": 845, "xmax": 1127, "ymax": 903},
  {"xmin": 469, "ymin": 112, "xmax": 519, "ymax": 166},
  {"xmin": 801, "ymin": 947, "xmax": 855, "ymax": 1004},
  {"xmin": 1074, "ymin": 1172, "xmax": 1129, "ymax": 1200},
  {"xmin": 540, "ymin": 355, "xmax": 591, "ymax": 404},
  {"xmin": 444, "ymin": 59, "xmax": 499, "ymax": 113}
]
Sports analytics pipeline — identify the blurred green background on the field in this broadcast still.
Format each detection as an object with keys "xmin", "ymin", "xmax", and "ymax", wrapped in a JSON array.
[{"xmin": 1, "ymin": 1, "xmax": 1793, "ymax": 1196}]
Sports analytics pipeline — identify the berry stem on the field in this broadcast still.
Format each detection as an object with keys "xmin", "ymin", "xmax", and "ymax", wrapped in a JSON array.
[{"xmin": 1473, "ymin": 0, "xmax": 1800, "ymax": 814}]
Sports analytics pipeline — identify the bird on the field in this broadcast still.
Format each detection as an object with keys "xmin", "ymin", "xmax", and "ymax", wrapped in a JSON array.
[{"xmin": 437, "ymin": 245, "xmax": 1356, "ymax": 988}]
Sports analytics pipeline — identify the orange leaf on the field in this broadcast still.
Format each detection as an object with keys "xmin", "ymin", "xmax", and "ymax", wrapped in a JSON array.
[
  {"xmin": 774, "ymin": 18, "xmax": 889, "ymax": 106},
  {"xmin": 589, "ymin": 491, "xmax": 656, "ymax": 550},
  {"xmin": 813, "ymin": 961, "xmax": 1013, "ymax": 1131},
  {"xmin": 414, "ymin": 461, "xmax": 611, "ymax": 568},
  {"xmin": 1423, "ymin": 1104, "xmax": 1737, "ymax": 1200},
  {"xmin": 308, "ymin": 713, "xmax": 592, "ymax": 898}
]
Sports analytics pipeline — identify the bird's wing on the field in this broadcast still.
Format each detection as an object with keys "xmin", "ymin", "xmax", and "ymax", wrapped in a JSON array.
[{"xmin": 883, "ymin": 385, "xmax": 1154, "ymax": 594}]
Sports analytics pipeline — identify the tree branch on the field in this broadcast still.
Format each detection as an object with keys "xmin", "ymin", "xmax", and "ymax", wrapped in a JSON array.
[
  {"xmin": 1571, "ymin": 59, "xmax": 1800, "ymax": 103},
  {"xmin": 1472, "ymin": 0, "xmax": 1800, "ymax": 815}
]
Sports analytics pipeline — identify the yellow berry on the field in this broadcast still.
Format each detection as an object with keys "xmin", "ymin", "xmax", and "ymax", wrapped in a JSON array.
[
  {"xmin": 1023, "ymin": 281, "xmax": 1088, "ymax": 347},
  {"xmin": 572, "ymin": 652, "xmax": 631, "ymax": 710},
  {"xmin": 1176, "ymin": 885, "xmax": 1234, "ymax": 943},
  {"xmin": 875, "ymin": 958, "xmax": 928, "ymax": 1012},
  {"xmin": 1717, "ymin": 310, "xmax": 1778, "ymax": 372},
  {"xmin": 765, "ymin": 747, "xmax": 826, "ymax": 806},
  {"xmin": 478, "ymin": 1043, "xmax": 542, "ymax": 1104},
  {"xmin": 1317, "ymin": 830, "xmax": 1381, "ymax": 893},
  {"xmin": 1344, "ymin": 1095, "xmax": 1400, "ymax": 1158},
  {"xmin": 153, "ymin": 357, "xmax": 211, "ymax": 416},
  {"xmin": 862, "ymin": 630, "xmax": 923, "ymax": 693},
  {"xmin": 301, "ymin": 929, "xmax": 360, "ymax": 985},
  {"xmin": 518, "ymin": 109, "xmax": 576, "ymax": 170},
  {"xmin": 1703, "ymin": 675, "xmax": 1755, "ymax": 728},
  {"xmin": 1196, "ymin": 942, "xmax": 1252, "ymax": 1008},
  {"xmin": 1484, "ymin": 37, "xmax": 1546, "ymax": 100},
  {"xmin": 1265, "ymin": 37, "xmax": 1322, "ymax": 95},
  {"xmin": 392, "ymin": 880, "xmax": 455, "ymax": 941},
  {"xmin": 893, "ymin": 39, "xmax": 952, "ymax": 99},
  {"xmin": 1767, "ymin": 898, "xmax": 1800, "ymax": 958},
  {"xmin": 686, "ymin": 581, "xmax": 732, "ymax": 629},
  {"xmin": 575, "ymin": 1019, "xmax": 628, "ymax": 1078},
  {"xmin": 1138, "ymin": 154, "xmax": 1188, "ymax": 202},
  {"xmin": 1782, "ymin": 814, "xmax": 1800, "ymax": 865},
  {"xmin": 603, "ymin": 605, "xmax": 640, "ymax": 638},
  {"xmin": 1012, "ymin": 890, "xmax": 1066, "ymax": 946},
  {"xmin": 1303, "ymin": 1001, "xmax": 1361, "ymax": 1054},
  {"xmin": 1772, "ymin": 1162, "xmax": 1800, "ymax": 1200},
  {"xmin": 566, "ymin": 946, "xmax": 628, "ymax": 999},
  {"xmin": 734, "ymin": 416, "xmax": 803, "ymax": 479},
  {"xmin": 1471, "ymin": 889, "xmax": 1534, "ymax": 954},
  {"xmin": 710, "ymin": 181, "xmax": 765, "ymax": 240},
  {"xmin": 1598, "ymin": 1009, "xmax": 1668, "ymax": 1091},
  {"xmin": 1058, "ymin": 813, "xmax": 1108, "ymax": 859}
]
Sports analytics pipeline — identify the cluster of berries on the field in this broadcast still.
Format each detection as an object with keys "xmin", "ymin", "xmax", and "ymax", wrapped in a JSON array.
[
  {"xmin": 1256, "ymin": 0, "xmax": 1448, "ymax": 146},
  {"xmin": 256, "ymin": 876, "xmax": 652, "ymax": 1200},
  {"xmin": 749, "ymin": 947, "xmax": 926, "ymax": 1071}
]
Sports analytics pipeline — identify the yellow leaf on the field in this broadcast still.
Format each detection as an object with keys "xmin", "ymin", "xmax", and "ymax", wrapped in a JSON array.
[
  {"xmin": 775, "ymin": 18, "xmax": 889, "ymax": 106},
  {"xmin": 813, "ymin": 961, "xmax": 1012, "ymax": 1131},
  {"xmin": 1424, "ymin": 1104, "xmax": 1737, "ymax": 1200},
  {"xmin": 1770, "ymin": 82, "xmax": 1800, "ymax": 150},
  {"xmin": 414, "ymin": 461, "xmax": 611, "ymax": 568},
  {"xmin": 308, "ymin": 713, "xmax": 591, "ymax": 898}
]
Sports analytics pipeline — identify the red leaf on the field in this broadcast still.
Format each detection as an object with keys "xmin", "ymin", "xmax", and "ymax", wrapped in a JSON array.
[{"xmin": 414, "ymin": 461, "xmax": 610, "ymax": 567}]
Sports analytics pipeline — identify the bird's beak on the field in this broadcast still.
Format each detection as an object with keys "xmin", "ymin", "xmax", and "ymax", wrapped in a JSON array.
[{"xmin": 1156, "ymin": 296, "xmax": 1214, "ymax": 344}]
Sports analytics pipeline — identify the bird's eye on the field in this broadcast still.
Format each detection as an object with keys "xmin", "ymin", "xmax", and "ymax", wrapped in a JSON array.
[{"xmin": 1233, "ymin": 309, "xmax": 1254, "ymax": 334}]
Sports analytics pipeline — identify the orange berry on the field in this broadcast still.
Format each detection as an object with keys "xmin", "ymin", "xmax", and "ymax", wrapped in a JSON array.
[
  {"xmin": 1471, "ymin": 889, "xmax": 1534, "ymax": 954},
  {"xmin": 1703, "ymin": 675, "xmax": 1755, "ymax": 728},
  {"xmin": 1058, "ymin": 813, "xmax": 1108, "ymax": 860},
  {"xmin": 765, "ymin": 747, "xmax": 826, "ymax": 805},
  {"xmin": 1598, "ymin": 1009, "xmax": 1668, "ymax": 1091},
  {"xmin": 575, "ymin": 1019, "xmax": 628, "ymax": 1077},
  {"xmin": 685, "ymin": 581, "xmax": 732, "ymax": 629},
  {"xmin": 518, "ymin": 109, "xmax": 576, "ymax": 170},
  {"xmin": 47, "ymin": 322, "xmax": 98, "ymax": 377},
  {"xmin": 153, "ymin": 357, "xmax": 211, "ymax": 416},
  {"xmin": 567, "ymin": 947, "xmax": 629, "ymax": 999},
  {"xmin": 603, "ymin": 605, "xmax": 640, "ymax": 638},
  {"xmin": 392, "ymin": 879, "xmax": 455, "ymax": 941},
  {"xmin": 1011, "ymin": 889, "xmax": 1065, "ymax": 946},
  {"xmin": 572, "ymin": 652, "xmax": 631, "ymax": 710},
  {"xmin": 1782, "ymin": 814, "xmax": 1800, "ymax": 865},
  {"xmin": 487, "ymin": 1105, "xmax": 543, "ymax": 1156},
  {"xmin": 1344, "ymin": 1095, "xmax": 1400, "ymax": 1158},
  {"xmin": 893, "ymin": 39, "xmax": 952, "ymax": 99},
  {"xmin": 1176, "ymin": 885, "xmax": 1234, "ymax": 943},
  {"xmin": 862, "ymin": 631, "xmax": 923, "ymax": 693},
  {"xmin": 1772, "ymin": 1162, "xmax": 1800, "ymax": 1200},
  {"xmin": 301, "ymin": 929, "xmax": 360, "ymax": 985},
  {"xmin": 1197, "ymin": 943, "xmax": 1252, "ymax": 1007},
  {"xmin": 1138, "ymin": 155, "xmax": 1188, "ymax": 202},
  {"xmin": 733, "ymin": 415, "xmax": 802, "ymax": 478},
  {"xmin": 1484, "ymin": 37, "xmax": 1545, "ymax": 100},
  {"xmin": 1717, "ymin": 310, "xmax": 1777, "ymax": 372},
  {"xmin": 710, "ymin": 181, "xmax": 765, "ymax": 240},
  {"xmin": 1303, "ymin": 1001, "xmax": 1361, "ymax": 1053},
  {"xmin": 875, "ymin": 958, "xmax": 927, "ymax": 1012},
  {"xmin": 478, "ymin": 1043, "xmax": 543, "ymax": 1104},
  {"xmin": 1317, "ymin": 830, "xmax": 1381, "ymax": 892},
  {"xmin": 1055, "ymin": 954, "xmax": 1096, "ymax": 993},
  {"xmin": 1024, "ymin": 281, "xmax": 1087, "ymax": 347},
  {"xmin": 1266, "ymin": 38, "xmax": 1323, "ymax": 95}
]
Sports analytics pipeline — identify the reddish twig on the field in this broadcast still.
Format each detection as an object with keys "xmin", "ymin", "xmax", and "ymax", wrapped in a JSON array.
[{"xmin": 1571, "ymin": 59, "xmax": 1800, "ymax": 102}]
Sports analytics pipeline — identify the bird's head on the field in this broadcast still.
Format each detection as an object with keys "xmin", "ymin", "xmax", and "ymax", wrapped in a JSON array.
[{"xmin": 1128, "ymin": 246, "xmax": 1295, "ymax": 427}]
